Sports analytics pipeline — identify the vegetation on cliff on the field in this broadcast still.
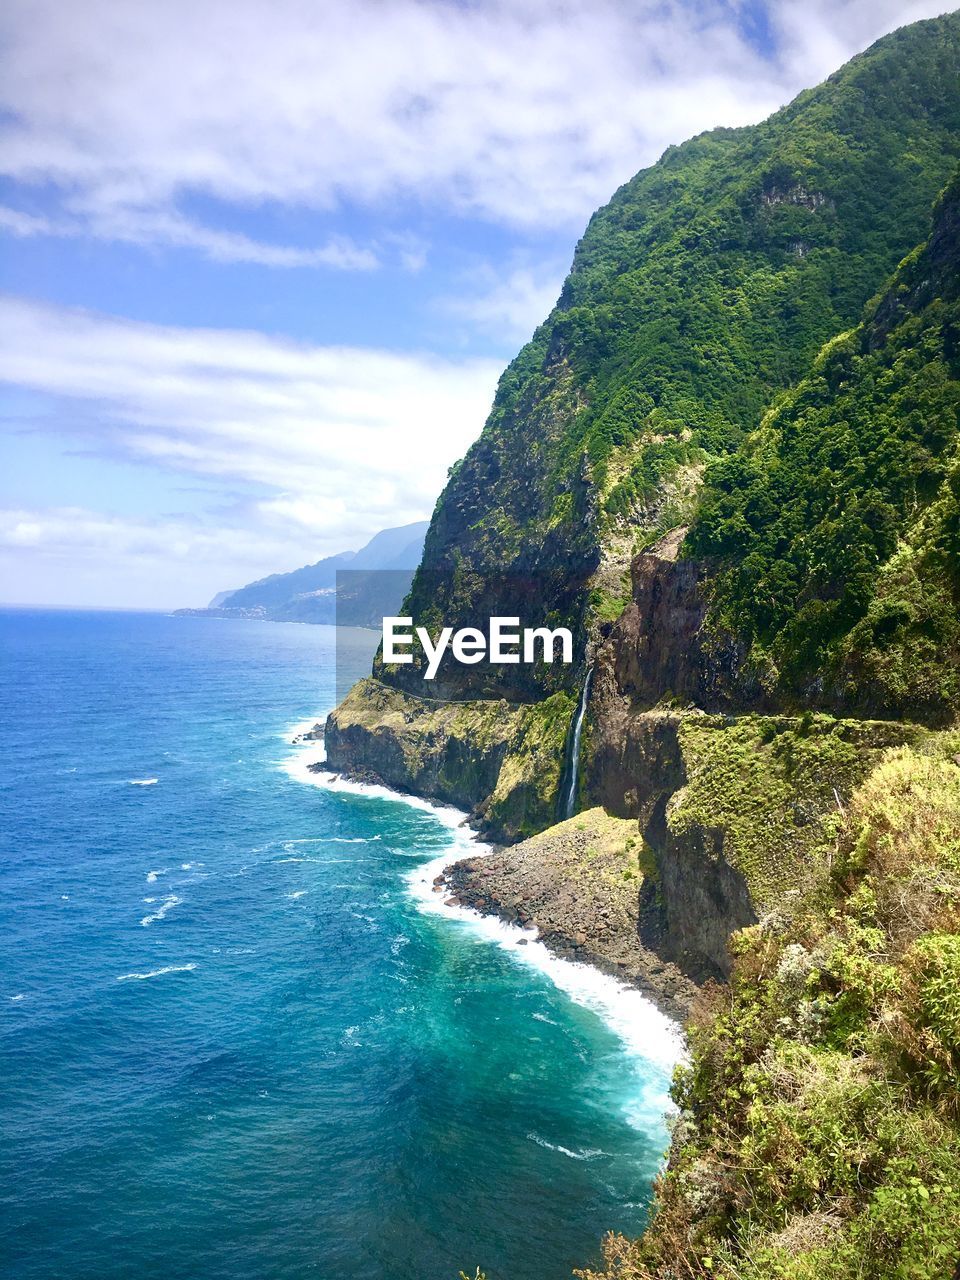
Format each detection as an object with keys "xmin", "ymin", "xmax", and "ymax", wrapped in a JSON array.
[
  {"xmin": 399, "ymin": 12, "xmax": 960, "ymax": 701},
  {"xmin": 577, "ymin": 734, "xmax": 960, "ymax": 1279},
  {"xmin": 669, "ymin": 715, "xmax": 918, "ymax": 913},
  {"xmin": 571, "ymin": 152, "xmax": 960, "ymax": 1280},
  {"xmin": 325, "ymin": 678, "xmax": 572, "ymax": 840},
  {"xmin": 687, "ymin": 170, "xmax": 960, "ymax": 722}
]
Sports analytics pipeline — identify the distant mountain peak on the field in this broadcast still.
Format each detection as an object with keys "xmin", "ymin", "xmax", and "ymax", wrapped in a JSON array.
[{"xmin": 188, "ymin": 520, "xmax": 429, "ymax": 626}]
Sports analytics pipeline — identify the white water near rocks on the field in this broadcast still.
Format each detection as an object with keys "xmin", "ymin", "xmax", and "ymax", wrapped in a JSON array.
[{"xmin": 281, "ymin": 715, "xmax": 686, "ymax": 1134}]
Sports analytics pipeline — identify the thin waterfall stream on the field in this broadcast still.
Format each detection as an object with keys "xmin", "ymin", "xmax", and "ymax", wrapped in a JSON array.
[{"xmin": 562, "ymin": 665, "xmax": 594, "ymax": 820}]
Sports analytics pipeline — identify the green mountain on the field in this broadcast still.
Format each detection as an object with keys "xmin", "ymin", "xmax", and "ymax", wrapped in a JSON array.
[
  {"xmin": 330, "ymin": 12, "xmax": 960, "ymax": 839},
  {"xmin": 395, "ymin": 11, "xmax": 960, "ymax": 701},
  {"xmin": 687, "ymin": 171, "xmax": 960, "ymax": 722}
]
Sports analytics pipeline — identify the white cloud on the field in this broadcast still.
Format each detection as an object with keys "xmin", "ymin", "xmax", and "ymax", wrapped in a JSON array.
[
  {"xmin": 0, "ymin": 0, "xmax": 948, "ymax": 243},
  {"xmin": 0, "ymin": 505, "xmax": 320, "ymax": 608},
  {"xmin": 0, "ymin": 205, "xmax": 58, "ymax": 236},
  {"xmin": 84, "ymin": 205, "xmax": 381, "ymax": 269},
  {"xmin": 0, "ymin": 295, "xmax": 502, "ymax": 600},
  {"xmin": 0, "ymin": 200, "xmax": 379, "ymax": 269},
  {"xmin": 440, "ymin": 261, "xmax": 568, "ymax": 343},
  {"xmin": 768, "ymin": 0, "xmax": 951, "ymax": 85},
  {"xmin": 1, "ymin": 507, "xmax": 276, "ymax": 561}
]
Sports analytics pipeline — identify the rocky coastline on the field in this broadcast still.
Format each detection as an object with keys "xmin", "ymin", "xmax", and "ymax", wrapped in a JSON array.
[
  {"xmin": 439, "ymin": 807, "xmax": 698, "ymax": 1024},
  {"xmin": 311, "ymin": 740, "xmax": 699, "ymax": 1025}
]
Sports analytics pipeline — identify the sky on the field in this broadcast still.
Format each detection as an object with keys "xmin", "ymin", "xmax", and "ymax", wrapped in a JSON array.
[{"xmin": 0, "ymin": 0, "xmax": 952, "ymax": 609}]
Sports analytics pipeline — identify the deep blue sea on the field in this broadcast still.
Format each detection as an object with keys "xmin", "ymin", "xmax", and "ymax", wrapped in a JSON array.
[{"xmin": 0, "ymin": 609, "xmax": 681, "ymax": 1280}]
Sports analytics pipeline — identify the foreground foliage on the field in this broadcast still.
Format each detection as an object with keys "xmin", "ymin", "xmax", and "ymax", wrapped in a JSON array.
[{"xmin": 576, "ymin": 737, "xmax": 960, "ymax": 1280}]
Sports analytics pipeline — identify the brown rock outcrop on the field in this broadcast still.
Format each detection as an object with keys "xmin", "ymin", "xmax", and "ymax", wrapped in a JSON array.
[{"xmin": 444, "ymin": 808, "xmax": 698, "ymax": 1021}]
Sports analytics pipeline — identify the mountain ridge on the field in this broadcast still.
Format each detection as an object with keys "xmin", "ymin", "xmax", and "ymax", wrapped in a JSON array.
[
  {"xmin": 329, "ymin": 11, "xmax": 960, "ymax": 818},
  {"xmin": 367, "ymin": 11, "xmax": 960, "ymax": 706},
  {"xmin": 177, "ymin": 520, "xmax": 428, "ymax": 626}
]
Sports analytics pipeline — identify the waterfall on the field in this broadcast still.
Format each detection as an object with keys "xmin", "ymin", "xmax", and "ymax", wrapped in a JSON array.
[{"xmin": 562, "ymin": 666, "xmax": 594, "ymax": 821}]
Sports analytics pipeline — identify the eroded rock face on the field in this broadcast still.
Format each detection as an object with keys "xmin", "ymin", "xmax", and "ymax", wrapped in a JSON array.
[
  {"xmin": 585, "ymin": 696, "xmax": 686, "ymax": 822},
  {"xmin": 613, "ymin": 556, "xmax": 710, "ymax": 706},
  {"xmin": 598, "ymin": 550, "xmax": 765, "ymax": 717},
  {"xmin": 643, "ymin": 817, "xmax": 757, "ymax": 984},
  {"xmin": 583, "ymin": 697, "xmax": 758, "ymax": 982},
  {"xmin": 324, "ymin": 678, "xmax": 574, "ymax": 842},
  {"xmin": 324, "ymin": 678, "xmax": 512, "ymax": 818},
  {"xmin": 583, "ymin": 577, "xmax": 922, "ymax": 984}
]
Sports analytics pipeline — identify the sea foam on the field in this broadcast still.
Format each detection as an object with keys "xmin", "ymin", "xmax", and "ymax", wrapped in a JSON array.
[
  {"xmin": 117, "ymin": 963, "xmax": 197, "ymax": 982},
  {"xmin": 526, "ymin": 1133, "xmax": 606, "ymax": 1160},
  {"xmin": 140, "ymin": 894, "xmax": 180, "ymax": 927},
  {"xmin": 281, "ymin": 715, "xmax": 686, "ymax": 1129}
]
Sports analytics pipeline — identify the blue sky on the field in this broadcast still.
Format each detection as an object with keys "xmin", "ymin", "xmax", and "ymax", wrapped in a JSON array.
[{"xmin": 0, "ymin": 0, "xmax": 949, "ymax": 608}]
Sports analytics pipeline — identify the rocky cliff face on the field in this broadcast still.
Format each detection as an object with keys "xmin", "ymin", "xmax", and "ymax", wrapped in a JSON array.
[
  {"xmin": 326, "ymin": 532, "xmax": 926, "ymax": 980},
  {"xmin": 324, "ymin": 679, "xmax": 573, "ymax": 842},
  {"xmin": 377, "ymin": 14, "xmax": 960, "ymax": 709},
  {"xmin": 573, "ymin": 561, "xmax": 759, "ymax": 979},
  {"xmin": 594, "ymin": 544, "xmax": 761, "ymax": 718},
  {"xmin": 568, "ymin": 558, "xmax": 924, "ymax": 982}
]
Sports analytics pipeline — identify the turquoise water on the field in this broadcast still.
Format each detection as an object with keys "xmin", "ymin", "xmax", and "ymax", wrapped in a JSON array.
[{"xmin": 0, "ymin": 609, "xmax": 680, "ymax": 1280}]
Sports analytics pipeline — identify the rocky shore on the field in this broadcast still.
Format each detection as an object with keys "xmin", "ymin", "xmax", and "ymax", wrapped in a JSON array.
[{"xmin": 441, "ymin": 807, "xmax": 698, "ymax": 1023}]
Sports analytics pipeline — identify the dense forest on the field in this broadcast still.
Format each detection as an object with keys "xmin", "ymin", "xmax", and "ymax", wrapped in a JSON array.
[
  {"xmin": 399, "ymin": 12, "xmax": 960, "ymax": 700},
  {"xmin": 687, "ymin": 172, "xmax": 960, "ymax": 724}
]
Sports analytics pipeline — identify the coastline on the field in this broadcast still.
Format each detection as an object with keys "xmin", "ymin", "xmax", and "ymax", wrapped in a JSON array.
[
  {"xmin": 281, "ymin": 716, "xmax": 687, "ymax": 1124},
  {"xmin": 443, "ymin": 815, "xmax": 699, "ymax": 1025}
]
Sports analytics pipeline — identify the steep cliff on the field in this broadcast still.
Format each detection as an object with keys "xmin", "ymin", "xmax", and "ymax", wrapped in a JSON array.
[
  {"xmin": 325, "ymin": 678, "xmax": 573, "ymax": 841},
  {"xmin": 327, "ymin": 14, "xmax": 960, "ymax": 828},
  {"xmin": 577, "ymin": 731, "xmax": 960, "ymax": 1280},
  {"xmin": 388, "ymin": 13, "xmax": 960, "ymax": 695}
]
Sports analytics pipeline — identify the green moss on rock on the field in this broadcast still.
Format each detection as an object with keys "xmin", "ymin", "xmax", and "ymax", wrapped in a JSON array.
[
  {"xmin": 668, "ymin": 715, "xmax": 922, "ymax": 911},
  {"xmin": 324, "ymin": 679, "xmax": 572, "ymax": 841}
]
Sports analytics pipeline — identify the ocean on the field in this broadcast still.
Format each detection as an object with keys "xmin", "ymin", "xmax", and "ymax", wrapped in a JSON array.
[{"xmin": 0, "ymin": 608, "xmax": 682, "ymax": 1280}]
